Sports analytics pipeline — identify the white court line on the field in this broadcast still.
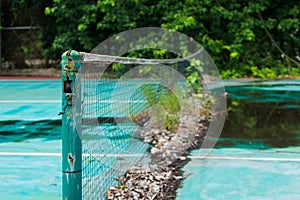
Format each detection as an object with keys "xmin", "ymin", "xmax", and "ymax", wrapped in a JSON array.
[
  {"xmin": 0, "ymin": 152, "xmax": 146, "ymax": 157},
  {"xmin": 82, "ymin": 153, "xmax": 148, "ymax": 157},
  {"xmin": 0, "ymin": 100, "xmax": 60, "ymax": 103},
  {"xmin": 188, "ymin": 155, "xmax": 300, "ymax": 162},
  {"xmin": 0, "ymin": 152, "xmax": 61, "ymax": 156},
  {"xmin": 0, "ymin": 100, "xmax": 146, "ymax": 103},
  {"xmin": 0, "ymin": 152, "xmax": 300, "ymax": 162}
]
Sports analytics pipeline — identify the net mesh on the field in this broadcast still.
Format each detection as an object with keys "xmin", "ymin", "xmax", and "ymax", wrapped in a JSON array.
[
  {"xmin": 74, "ymin": 49, "xmax": 212, "ymax": 199},
  {"xmin": 77, "ymin": 62, "xmax": 163, "ymax": 199}
]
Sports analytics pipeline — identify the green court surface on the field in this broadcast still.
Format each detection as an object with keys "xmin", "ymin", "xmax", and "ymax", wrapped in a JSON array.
[{"xmin": 0, "ymin": 79, "xmax": 299, "ymax": 199}]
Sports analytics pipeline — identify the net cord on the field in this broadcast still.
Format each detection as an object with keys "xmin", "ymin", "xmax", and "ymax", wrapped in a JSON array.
[{"xmin": 80, "ymin": 48, "xmax": 204, "ymax": 64}]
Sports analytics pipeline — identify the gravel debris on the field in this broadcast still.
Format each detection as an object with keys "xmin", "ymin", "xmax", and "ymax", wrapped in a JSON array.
[{"xmin": 107, "ymin": 96, "xmax": 211, "ymax": 199}]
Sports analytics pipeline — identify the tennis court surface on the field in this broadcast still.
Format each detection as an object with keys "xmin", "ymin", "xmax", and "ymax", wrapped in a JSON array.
[
  {"xmin": 0, "ymin": 79, "xmax": 61, "ymax": 200},
  {"xmin": 0, "ymin": 79, "xmax": 299, "ymax": 199}
]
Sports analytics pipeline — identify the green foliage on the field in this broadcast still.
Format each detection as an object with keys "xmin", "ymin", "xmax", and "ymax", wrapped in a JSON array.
[
  {"xmin": 140, "ymin": 84, "xmax": 181, "ymax": 132},
  {"xmin": 162, "ymin": 0, "xmax": 300, "ymax": 78},
  {"xmin": 185, "ymin": 59, "xmax": 204, "ymax": 92},
  {"xmin": 3, "ymin": 0, "xmax": 299, "ymax": 77}
]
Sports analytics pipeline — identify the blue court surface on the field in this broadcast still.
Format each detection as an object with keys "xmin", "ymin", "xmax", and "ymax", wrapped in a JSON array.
[{"xmin": 0, "ymin": 79, "xmax": 300, "ymax": 199}]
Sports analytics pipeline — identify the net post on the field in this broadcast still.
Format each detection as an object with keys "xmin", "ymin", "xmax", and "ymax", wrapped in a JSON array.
[{"xmin": 61, "ymin": 50, "xmax": 82, "ymax": 200}]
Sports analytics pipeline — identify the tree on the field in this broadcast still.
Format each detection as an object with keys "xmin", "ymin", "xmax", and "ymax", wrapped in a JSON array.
[
  {"xmin": 1, "ymin": 0, "xmax": 55, "ymax": 68},
  {"xmin": 158, "ymin": 0, "xmax": 300, "ymax": 78},
  {"xmin": 1, "ymin": 0, "xmax": 32, "ymax": 68},
  {"xmin": 3, "ymin": 0, "xmax": 299, "ymax": 77}
]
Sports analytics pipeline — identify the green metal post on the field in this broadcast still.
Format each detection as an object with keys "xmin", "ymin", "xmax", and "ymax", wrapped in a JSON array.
[{"xmin": 61, "ymin": 50, "xmax": 82, "ymax": 200}]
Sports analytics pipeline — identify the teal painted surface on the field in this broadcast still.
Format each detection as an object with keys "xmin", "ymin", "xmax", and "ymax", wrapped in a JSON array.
[
  {"xmin": 0, "ymin": 102, "xmax": 60, "ymax": 121},
  {"xmin": 177, "ymin": 79, "xmax": 300, "ymax": 199},
  {"xmin": 0, "ymin": 81, "xmax": 60, "ymax": 121},
  {"xmin": 62, "ymin": 109, "xmax": 82, "ymax": 200},
  {"xmin": 177, "ymin": 148, "xmax": 300, "ymax": 200},
  {"xmin": 61, "ymin": 50, "xmax": 82, "ymax": 200},
  {"xmin": 0, "ymin": 80, "xmax": 60, "ymax": 100},
  {"xmin": 0, "ymin": 139, "xmax": 61, "ymax": 200},
  {"xmin": 223, "ymin": 79, "xmax": 300, "ymax": 103},
  {"xmin": 0, "ymin": 80, "xmax": 62, "ymax": 199},
  {"xmin": 1, "ymin": 79, "xmax": 300, "ymax": 199}
]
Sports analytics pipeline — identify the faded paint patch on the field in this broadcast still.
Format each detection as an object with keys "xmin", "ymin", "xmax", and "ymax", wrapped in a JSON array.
[{"xmin": 68, "ymin": 153, "xmax": 75, "ymax": 170}]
